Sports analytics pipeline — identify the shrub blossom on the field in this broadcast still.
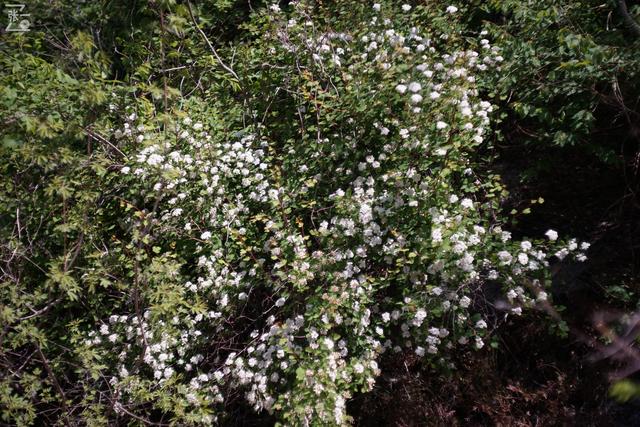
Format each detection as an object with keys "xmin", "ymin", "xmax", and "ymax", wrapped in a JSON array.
[{"xmin": 80, "ymin": 2, "xmax": 588, "ymax": 425}]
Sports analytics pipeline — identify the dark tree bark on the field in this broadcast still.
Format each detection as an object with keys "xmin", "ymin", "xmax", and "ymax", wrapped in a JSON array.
[{"xmin": 618, "ymin": 0, "xmax": 640, "ymax": 37}]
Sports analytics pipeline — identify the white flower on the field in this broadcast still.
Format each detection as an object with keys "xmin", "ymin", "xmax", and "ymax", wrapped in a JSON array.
[
  {"xmin": 498, "ymin": 251, "xmax": 512, "ymax": 264},
  {"xmin": 401, "ymin": 4, "xmax": 412, "ymax": 12},
  {"xmin": 408, "ymin": 82, "xmax": 422, "ymax": 93},
  {"xmin": 395, "ymin": 84, "xmax": 407, "ymax": 94},
  {"xmin": 200, "ymin": 231, "xmax": 212, "ymax": 240},
  {"xmin": 410, "ymin": 94, "xmax": 423, "ymax": 104},
  {"xmin": 555, "ymin": 248, "xmax": 569, "ymax": 260},
  {"xmin": 415, "ymin": 346, "xmax": 425, "ymax": 356},
  {"xmin": 545, "ymin": 229, "xmax": 558, "ymax": 241},
  {"xmin": 373, "ymin": 3, "xmax": 381, "ymax": 11},
  {"xmin": 275, "ymin": 297, "xmax": 286, "ymax": 307},
  {"xmin": 269, "ymin": 3, "xmax": 280, "ymax": 12},
  {"xmin": 359, "ymin": 203, "xmax": 373, "ymax": 224},
  {"xmin": 446, "ymin": 5, "xmax": 459, "ymax": 14},
  {"xmin": 436, "ymin": 121, "xmax": 448, "ymax": 129},
  {"xmin": 146, "ymin": 153, "xmax": 164, "ymax": 166},
  {"xmin": 121, "ymin": 166, "xmax": 130, "ymax": 174},
  {"xmin": 460, "ymin": 198, "xmax": 473, "ymax": 209},
  {"xmin": 459, "ymin": 296, "xmax": 471, "ymax": 308},
  {"xmin": 517, "ymin": 252, "xmax": 529, "ymax": 265},
  {"xmin": 353, "ymin": 363, "xmax": 365, "ymax": 374},
  {"xmin": 475, "ymin": 320, "xmax": 487, "ymax": 329}
]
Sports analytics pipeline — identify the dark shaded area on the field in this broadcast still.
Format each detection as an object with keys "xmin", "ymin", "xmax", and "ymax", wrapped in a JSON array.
[{"xmin": 350, "ymin": 317, "xmax": 609, "ymax": 426}]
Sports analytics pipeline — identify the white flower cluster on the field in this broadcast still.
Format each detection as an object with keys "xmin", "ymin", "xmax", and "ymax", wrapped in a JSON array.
[{"xmin": 86, "ymin": 307, "xmax": 224, "ymax": 423}]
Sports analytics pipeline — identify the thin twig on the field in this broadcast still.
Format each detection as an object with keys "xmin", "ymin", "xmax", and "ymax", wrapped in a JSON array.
[
  {"xmin": 186, "ymin": 1, "xmax": 241, "ymax": 83},
  {"xmin": 85, "ymin": 128, "xmax": 126, "ymax": 157},
  {"xmin": 36, "ymin": 344, "xmax": 73, "ymax": 426}
]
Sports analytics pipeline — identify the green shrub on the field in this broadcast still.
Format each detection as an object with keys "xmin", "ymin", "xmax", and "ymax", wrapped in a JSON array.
[{"xmin": 1, "ymin": 1, "xmax": 591, "ymax": 425}]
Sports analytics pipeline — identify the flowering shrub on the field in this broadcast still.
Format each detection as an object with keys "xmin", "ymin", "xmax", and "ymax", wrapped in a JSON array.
[
  {"xmin": 1, "ymin": 1, "xmax": 591, "ymax": 425},
  {"xmin": 79, "ymin": 2, "xmax": 589, "ymax": 424}
]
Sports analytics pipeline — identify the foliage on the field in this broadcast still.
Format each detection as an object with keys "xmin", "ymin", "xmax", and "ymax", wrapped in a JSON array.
[
  {"xmin": 467, "ymin": 0, "xmax": 640, "ymax": 167},
  {"xmin": 610, "ymin": 379, "xmax": 640, "ymax": 403},
  {"xmin": 0, "ymin": 1, "xmax": 619, "ymax": 425}
]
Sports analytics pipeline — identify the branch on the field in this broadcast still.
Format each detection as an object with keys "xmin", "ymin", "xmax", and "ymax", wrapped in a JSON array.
[
  {"xmin": 186, "ymin": 1, "xmax": 241, "ymax": 83},
  {"xmin": 618, "ymin": 0, "xmax": 640, "ymax": 38},
  {"xmin": 36, "ymin": 344, "xmax": 73, "ymax": 425},
  {"xmin": 84, "ymin": 127, "xmax": 126, "ymax": 158}
]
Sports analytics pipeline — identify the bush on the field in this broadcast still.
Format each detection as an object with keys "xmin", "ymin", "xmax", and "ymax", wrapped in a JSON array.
[{"xmin": 1, "ymin": 1, "xmax": 591, "ymax": 425}]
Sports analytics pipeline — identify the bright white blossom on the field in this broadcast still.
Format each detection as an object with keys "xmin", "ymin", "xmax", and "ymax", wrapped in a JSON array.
[{"xmin": 395, "ymin": 84, "xmax": 407, "ymax": 94}]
